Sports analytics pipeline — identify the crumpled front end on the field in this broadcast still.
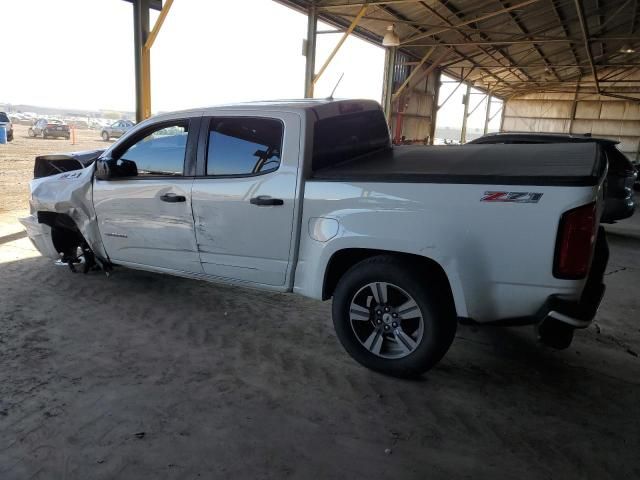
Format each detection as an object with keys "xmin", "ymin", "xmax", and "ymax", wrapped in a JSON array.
[{"xmin": 19, "ymin": 164, "xmax": 108, "ymax": 261}]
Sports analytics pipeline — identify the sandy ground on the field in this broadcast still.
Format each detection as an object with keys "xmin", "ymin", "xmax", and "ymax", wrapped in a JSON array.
[{"xmin": 0, "ymin": 132, "xmax": 639, "ymax": 478}]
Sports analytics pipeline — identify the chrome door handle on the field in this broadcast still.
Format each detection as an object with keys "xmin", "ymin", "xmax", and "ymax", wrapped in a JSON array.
[
  {"xmin": 250, "ymin": 196, "xmax": 284, "ymax": 206},
  {"xmin": 160, "ymin": 193, "xmax": 186, "ymax": 203}
]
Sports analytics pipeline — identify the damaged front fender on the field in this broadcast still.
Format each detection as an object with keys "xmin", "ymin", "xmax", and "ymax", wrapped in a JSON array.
[{"xmin": 21, "ymin": 164, "xmax": 108, "ymax": 260}]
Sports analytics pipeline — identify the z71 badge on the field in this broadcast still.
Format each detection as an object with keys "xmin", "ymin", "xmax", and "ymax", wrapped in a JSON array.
[{"xmin": 481, "ymin": 191, "xmax": 543, "ymax": 203}]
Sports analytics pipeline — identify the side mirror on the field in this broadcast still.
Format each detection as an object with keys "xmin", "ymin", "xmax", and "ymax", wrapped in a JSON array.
[{"xmin": 95, "ymin": 158, "xmax": 138, "ymax": 180}]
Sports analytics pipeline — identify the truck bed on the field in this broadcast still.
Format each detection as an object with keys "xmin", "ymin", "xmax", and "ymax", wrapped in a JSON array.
[{"xmin": 311, "ymin": 143, "xmax": 603, "ymax": 186}]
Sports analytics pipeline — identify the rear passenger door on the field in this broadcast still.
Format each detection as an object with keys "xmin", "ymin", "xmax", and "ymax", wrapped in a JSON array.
[{"xmin": 191, "ymin": 112, "xmax": 301, "ymax": 287}]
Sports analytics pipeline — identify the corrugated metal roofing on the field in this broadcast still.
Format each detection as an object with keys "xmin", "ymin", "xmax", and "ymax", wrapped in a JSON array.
[{"xmin": 277, "ymin": 0, "xmax": 640, "ymax": 100}]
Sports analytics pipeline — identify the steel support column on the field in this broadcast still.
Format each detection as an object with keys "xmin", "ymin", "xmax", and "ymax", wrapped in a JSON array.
[
  {"xmin": 460, "ymin": 83, "xmax": 471, "ymax": 143},
  {"xmin": 483, "ymin": 93, "xmax": 492, "ymax": 134},
  {"xmin": 382, "ymin": 47, "xmax": 397, "ymax": 122},
  {"xmin": 429, "ymin": 69, "xmax": 441, "ymax": 145},
  {"xmin": 304, "ymin": 4, "xmax": 317, "ymax": 98},
  {"xmin": 131, "ymin": 0, "xmax": 172, "ymax": 122},
  {"xmin": 133, "ymin": 0, "xmax": 150, "ymax": 123},
  {"xmin": 569, "ymin": 81, "xmax": 580, "ymax": 133}
]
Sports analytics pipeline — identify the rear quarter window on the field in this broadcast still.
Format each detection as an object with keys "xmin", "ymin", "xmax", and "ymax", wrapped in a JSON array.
[{"xmin": 312, "ymin": 109, "xmax": 390, "ymax": 171}]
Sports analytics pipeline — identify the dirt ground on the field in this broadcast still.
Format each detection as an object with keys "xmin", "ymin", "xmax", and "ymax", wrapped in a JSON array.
[
  {"xmin": 0, "ymin": 124, "xmax": 108, "ymax": 215},
  {"xmin": 0, "ymin": 132, "xmax": 639, "ymax": 479}
]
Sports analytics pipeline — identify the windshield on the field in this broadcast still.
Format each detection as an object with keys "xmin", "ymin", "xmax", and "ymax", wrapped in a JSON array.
[{"xmin": 0, "ymin": 112, "xmax": 10, "ymax": 122}]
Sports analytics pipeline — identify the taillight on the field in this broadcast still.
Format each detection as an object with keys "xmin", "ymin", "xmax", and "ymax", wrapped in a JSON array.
[{"xmin": 554, "ymin": 202, "xmax": 597, "ymax": 279}]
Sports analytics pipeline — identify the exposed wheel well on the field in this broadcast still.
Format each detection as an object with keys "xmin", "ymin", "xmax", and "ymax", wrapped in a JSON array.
[
  {"xmin": 37, "ymin": 212, "xmax": 84, "ymax": 256},
  {"xmin": 322, "ymin": 249, "xmax": 456, "ymax": 314}
]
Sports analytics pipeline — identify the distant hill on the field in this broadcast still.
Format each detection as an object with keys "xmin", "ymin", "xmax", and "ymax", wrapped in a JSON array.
[{"xmin": 0, "ymin": 103, "xmax": 134, "ymax": 120}]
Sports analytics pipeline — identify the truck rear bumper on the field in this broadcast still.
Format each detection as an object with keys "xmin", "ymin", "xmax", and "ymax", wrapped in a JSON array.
[{"xmin": 537, "ymin": 226, "xmax": 609, "ymax": 329}]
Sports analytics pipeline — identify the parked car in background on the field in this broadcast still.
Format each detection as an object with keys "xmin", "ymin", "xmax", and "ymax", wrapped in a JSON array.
[
  {"xmin": 67, "ymin": 119, "xmax": 89, "ymax": 129},
  {"xmin": 101, "ymin": 120, "xmax": 135, "ymax": 141},
  {"xmin": 468, "ymin": 132, "xmax": 637, "ymax": 223},
  {"xmin": 20, "ymin": 100, "xmax": 610, "ymax": 377},
  {"xmin": 0, "ymin": 112, "xmax": 14, "ymax": 141},
  {"xmin": 29, "ymin": 119, "xmax": 71, "ymax": 139}
]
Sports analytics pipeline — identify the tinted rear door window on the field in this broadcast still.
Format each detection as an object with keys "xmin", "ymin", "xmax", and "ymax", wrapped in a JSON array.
[{"xmin": 206, "ymin": 118, "xmax": 283, "ymax": 176}]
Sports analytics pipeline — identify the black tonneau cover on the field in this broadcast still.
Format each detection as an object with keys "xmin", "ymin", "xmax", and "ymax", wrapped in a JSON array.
[{"xmin": 311, "ymin": 143, "xmax": 603, "ymax": 186}]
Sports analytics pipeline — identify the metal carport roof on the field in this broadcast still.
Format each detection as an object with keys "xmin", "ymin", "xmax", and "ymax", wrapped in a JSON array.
[{"xmin": 277, "ymin": 0, "xmax": 640, "ymax": 101}]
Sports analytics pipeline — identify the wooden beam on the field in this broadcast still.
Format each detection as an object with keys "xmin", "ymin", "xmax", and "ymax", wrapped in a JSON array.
[
  {"xmin": 313, "ymin": 5, "xmax": 368, "ymax": 86},
  {"xmin": 144, "ymin": 0, "xmax": 174, "ymax": 50}
]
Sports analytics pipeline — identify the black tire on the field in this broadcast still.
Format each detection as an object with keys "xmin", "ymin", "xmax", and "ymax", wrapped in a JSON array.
[
  {"xmin": 42, "ymin": 131, "xmax": 47, "ymax": 139},
  {"xmin": 101, "ymin": 131, "xmax": 109, "ymax": 141},
  {"xmin": 28, "ymin": 128, "xmax": 35, "ymax": 138},
  {"xmin": 332, "ymin": 255, "xmax": 457, "ymax": 377}
]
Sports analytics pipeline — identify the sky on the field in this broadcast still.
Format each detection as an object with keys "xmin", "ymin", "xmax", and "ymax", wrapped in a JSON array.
[{"xmin": 1, "ymin": 0, "xmax": 500, "ymax": 129}]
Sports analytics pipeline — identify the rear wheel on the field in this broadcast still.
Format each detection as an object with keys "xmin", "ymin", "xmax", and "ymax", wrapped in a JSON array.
[{"xmin": 332, "ymin": 255, "xmax": 457, "ymax": 377}]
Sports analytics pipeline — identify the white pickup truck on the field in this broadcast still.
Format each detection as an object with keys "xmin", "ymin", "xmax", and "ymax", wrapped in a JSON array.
[{"xmin": 20, "ymin": 99, "xmax": 609, "ymax": 377}]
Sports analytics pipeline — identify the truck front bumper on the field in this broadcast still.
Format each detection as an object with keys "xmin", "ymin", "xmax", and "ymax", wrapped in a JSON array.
[
  {"xmin": 538, "ymin": 227, "xmax": 609, "ymax": 329},
  {"xmin": 18, "ymin": 214, "xmax": 59, "ymax": 260}
]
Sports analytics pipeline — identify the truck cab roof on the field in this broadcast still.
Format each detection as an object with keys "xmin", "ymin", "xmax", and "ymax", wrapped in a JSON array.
[{"xmin": 151, "ymin": 99, "xmax": 382, "ymax": 121}]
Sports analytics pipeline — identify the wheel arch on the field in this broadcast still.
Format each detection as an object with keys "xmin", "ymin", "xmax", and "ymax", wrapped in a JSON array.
[
  {"xmin": 37, "ymin": 211, "xmax": 85, "ymax": 256},
  {"xmin": 322, "ymin": 248, "xmax": 463, "ymax": 316}
]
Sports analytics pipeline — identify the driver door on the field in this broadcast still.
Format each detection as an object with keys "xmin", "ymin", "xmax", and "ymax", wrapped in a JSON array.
[{"xmin": 93, "ymin": 115, "xmax": 203, "ymax": 273}]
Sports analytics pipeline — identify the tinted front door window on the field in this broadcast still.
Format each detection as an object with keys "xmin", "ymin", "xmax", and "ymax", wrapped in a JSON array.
[{"xmin": 120, "ymin": 123, "xmax": 188, "ymax": 176}]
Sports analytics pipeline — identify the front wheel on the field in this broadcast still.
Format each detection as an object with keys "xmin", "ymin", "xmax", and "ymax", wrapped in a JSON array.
[
  {"xmin": 332, "ymin": 255, "xmax": 457, "ymax": 377},
  {"xmin": 28, "ymin": 128, "xmax": 35, "ymax": 137},
  {"xmin": 101, "ymin": 131, "xmax": 109, "ymax": 141}
]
